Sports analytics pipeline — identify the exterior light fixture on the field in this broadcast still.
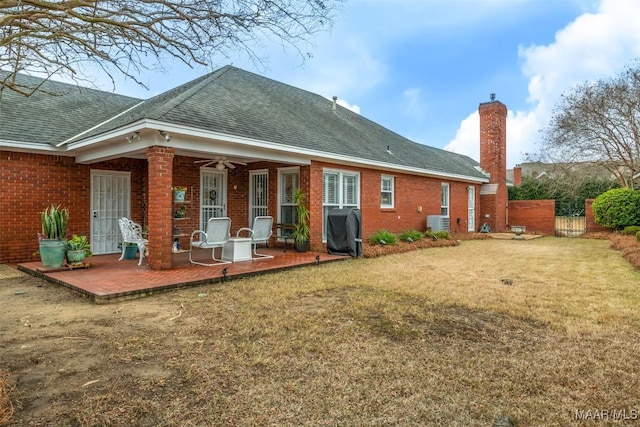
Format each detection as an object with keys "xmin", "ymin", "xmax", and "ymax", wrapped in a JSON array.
[
  {"xmin": 126, "ymin": 132, "xmax": 141, "ymax": 143},
  {"xmin": 159, "ymin": 131, "xmax": 171, "ymax": 142}
]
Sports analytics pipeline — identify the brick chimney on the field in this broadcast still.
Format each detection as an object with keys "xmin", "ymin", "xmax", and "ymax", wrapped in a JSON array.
[
  {"xmin": 513, "ymin": 164, "xmax": 522, "ymax": 186},
  {"xmin": 479, "ymin": 96, "xmax": 508, "ymax": 233}
]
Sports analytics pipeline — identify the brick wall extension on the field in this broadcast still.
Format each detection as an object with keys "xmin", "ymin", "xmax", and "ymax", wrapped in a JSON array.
[
  {"xmin": 0, "ymin": 150, "xmax": 147, "ymax": 264},
  {"xmin": 507, "ymin": 199, "xmax": 556, "ymax": 235},
  {"xmin": 584, "ymin": 198, "xmax": 611, "ymax": 233}
]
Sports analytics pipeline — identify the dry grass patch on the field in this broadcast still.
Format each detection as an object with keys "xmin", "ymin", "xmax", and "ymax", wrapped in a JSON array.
[{"xmin": 2, "ymin": 237, "xmax": 640, "ymax": 426}]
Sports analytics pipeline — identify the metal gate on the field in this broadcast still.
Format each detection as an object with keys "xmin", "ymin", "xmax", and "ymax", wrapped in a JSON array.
[{"xmin": 555, "ymin": 216, "xmax": 586, "ymax": 237}]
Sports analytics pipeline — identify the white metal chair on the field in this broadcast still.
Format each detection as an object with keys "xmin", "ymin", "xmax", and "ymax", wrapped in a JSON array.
[
  {"xmin": 189, "ymin": 217, "xmax": 232, "ymax": 266},
  {"xmin": 236, "ymin": 216, "xmax": 274, "ymax": 259},
  {"xmin": 118, "ymin": 217, "xmax": 148, "ymax": 266}
]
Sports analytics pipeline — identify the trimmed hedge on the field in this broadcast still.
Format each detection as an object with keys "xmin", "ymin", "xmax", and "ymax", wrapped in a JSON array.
[{"xmin": 592, "ymin": 188, "xmax": 640, "ymax": 229}]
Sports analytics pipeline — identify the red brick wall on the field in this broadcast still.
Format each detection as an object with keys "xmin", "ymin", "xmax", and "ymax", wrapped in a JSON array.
[
  {"xmin": 0, "ymin": 150, "xmax": 146, "ymax": 264},
  {"xmin": 310, "ymin": 161, "xmax": 480, "ymax": 244},
  {"xmin": 2, "ymin": 150, "xmax": 483, "ymax": 264},
  {"xmin": 507, "ymin": 199, "xmax": 555, "ymax": 235},
  {"xmin": 585, "ymin": 198, "xmax": 611, "ymax": 233}
]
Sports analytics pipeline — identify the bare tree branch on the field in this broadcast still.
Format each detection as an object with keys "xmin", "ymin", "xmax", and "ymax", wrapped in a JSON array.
[
  {"xmin": 538, "ymin": 62, "xmax": 640, "ymax": 188},
  {"xmin": 0, "ymin": 0, "xmax": 342, "ymax": 94}
]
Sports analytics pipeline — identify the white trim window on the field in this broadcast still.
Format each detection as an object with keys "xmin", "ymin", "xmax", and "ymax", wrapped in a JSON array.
[
  {"xmin": 441, "ymin": 183, "xmax": 450, "ymax": 217},
  {"xmin": 380, "ymin": 175, "xmax": 394, "ymax": 208},
  {"xmin": 322, "ymin": 169, "xmax": 360, "ymax": 240}
]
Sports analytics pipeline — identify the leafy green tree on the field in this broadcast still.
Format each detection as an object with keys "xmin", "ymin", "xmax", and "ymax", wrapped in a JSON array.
[
  {"xmin": 509, "ymin": 175, "xmax": 618, "ymax": 216},
  {"xmin": 591, "ymin": 188, "xmax": 640, "ymax": 229}
]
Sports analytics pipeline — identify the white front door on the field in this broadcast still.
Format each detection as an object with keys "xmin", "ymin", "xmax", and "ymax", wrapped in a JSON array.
[
  {"xmin": 91, "ymin": 170, "xmax": 131, "ymax": 254},
  {"xmin": 200, "ymin": 169, "xmax": 227, "ymax": 227},
  {"xmin": 468, "ymin": 186, "xmax": 476, "ymax": 232}
]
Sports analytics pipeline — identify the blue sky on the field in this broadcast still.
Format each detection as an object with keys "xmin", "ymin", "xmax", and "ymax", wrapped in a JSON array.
[{"xmin": 101, "ymin": 0, "xmax": 640, "ymax": 168}]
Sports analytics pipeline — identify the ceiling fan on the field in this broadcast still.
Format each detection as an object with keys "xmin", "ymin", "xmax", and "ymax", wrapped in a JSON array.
[{"xmin": 195, "ymin": 157, "xmax": 247, "ymax": 170}]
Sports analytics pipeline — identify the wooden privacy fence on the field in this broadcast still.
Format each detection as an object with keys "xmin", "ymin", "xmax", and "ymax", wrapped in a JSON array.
[{"xmin": 555, "ymin": 216, "xmax": 586, "ymax": 237}]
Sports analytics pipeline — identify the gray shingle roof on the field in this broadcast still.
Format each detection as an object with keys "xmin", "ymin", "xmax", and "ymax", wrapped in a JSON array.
[
  {"xmin": 1, "ymin": 66, "xmax": 486, "ymax": 180},
  {"xmin": 0, "ymin": 72, "xmax": 141, "ymax": 145}
]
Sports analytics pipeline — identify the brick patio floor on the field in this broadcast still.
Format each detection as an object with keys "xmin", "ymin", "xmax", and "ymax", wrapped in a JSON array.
[{"xmin": 17, "ymin": 247, "xmax": 347, "ymax": 303}]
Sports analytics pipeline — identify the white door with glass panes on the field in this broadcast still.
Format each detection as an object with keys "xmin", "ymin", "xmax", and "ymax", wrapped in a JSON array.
[
  {"xmin": 200, "ymin": 169, "xmax": 227, "ymax": 227},
  {"xmin": 468, "ymin": 186, "xmax": 475, "ymax": 232},
  {"xmin": 249, "ymin": 170, "xmax": 268, "ymax": 225},
  {"xmin": 90, "ymin": 170, "xmax": 131, "ymax": 254},
  {"xmin": 278, "ymin": 169, "xmax": 299, "ymax": 239}
]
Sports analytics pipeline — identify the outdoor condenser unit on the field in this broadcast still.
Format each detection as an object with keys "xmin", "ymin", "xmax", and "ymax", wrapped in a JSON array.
[{"xmin": 427, "ymin": 215, "xmax": 450, "ymax": 232}]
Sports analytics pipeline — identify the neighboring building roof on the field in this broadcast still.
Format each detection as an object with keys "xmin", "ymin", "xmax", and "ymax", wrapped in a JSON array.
[
  {"xmin": 1, "ymin": 66, "xmax": 487, "ymax": 181},
  {"xmin": 0, "ymin": 72, "xmax": 141, "ymax": 146},
  {"xmin": 507, "ymin": 161, "xmax": 619, "ymax": 182}
]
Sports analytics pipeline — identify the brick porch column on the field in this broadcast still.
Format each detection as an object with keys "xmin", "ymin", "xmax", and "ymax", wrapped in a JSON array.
[{"xmin": 146, "ymin": 146, "xmax": 174, "ymax": 270}]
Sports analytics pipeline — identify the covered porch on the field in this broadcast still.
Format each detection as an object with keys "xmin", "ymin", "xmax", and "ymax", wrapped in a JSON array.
[
  {"xmin": 83, "ymin": 134, "xmax": 319, "ymax": 271},
  {"xmin": 17, "ymin": 248, "xmax": 347, "ymax": 304}
]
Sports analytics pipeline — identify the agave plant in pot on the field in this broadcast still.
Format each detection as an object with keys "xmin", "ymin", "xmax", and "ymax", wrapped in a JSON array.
[
  {"xmin": 38, "ymin": 204, "xmax": 69, "ymax": 269},
  {"xmin": 65, "ymin": 235, "xmax": 92, "ymax": 266}
]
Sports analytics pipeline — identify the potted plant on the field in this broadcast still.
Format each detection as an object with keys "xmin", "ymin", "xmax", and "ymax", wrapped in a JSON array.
[
  {"xmin": 118, "ymin": 242, "xmax": 139, "ymax": 259},
  {"xmin": 290, "ymin": 188, "xmax": 311, "ymax": 252},
  {"xmin": 174, "ymin": 204, "xmax": 187, "ymax": 218},
  {"xmin": 173, "ymin": 186, "xmax": 187, "ymax": 202},
  {"xmin": 38, "ymin": 204, "xmax": 69, "ymax": 269},
  {"xmin": 65, "ymin": 235, "xmax": 92, "ymax": 265}
]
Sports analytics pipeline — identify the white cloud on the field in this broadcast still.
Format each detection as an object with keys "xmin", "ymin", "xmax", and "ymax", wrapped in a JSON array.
[
  {"xmin": 444, "ymin": 112, "xmax": 479, "ymax": 160},
  {"xmin": 445, "ymin": 0, "xmax": 640, "ymax": 167},
  {"xmin": 402, "ymin": 88, "xmax": 424, "ymax": 120}
]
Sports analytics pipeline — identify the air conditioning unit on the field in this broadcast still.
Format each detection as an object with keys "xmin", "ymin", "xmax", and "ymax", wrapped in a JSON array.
[{"xmin": 427, "ymin": 215, "xmax": 450, "ymax": 232}]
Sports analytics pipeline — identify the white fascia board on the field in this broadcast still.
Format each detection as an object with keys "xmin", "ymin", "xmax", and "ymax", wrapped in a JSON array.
[
  {"xmin": 0, "ymin": 139, "xmax": 74, "ymax": 156},
  {"xmin": 66, "ymin": 121, "xmax": 148, "ymax": 151},
  {"xmin": 74, "ymin": 143, "xmax": 147, "ymax": 164},
  {"xmin": 314, "ymin": 154, "xmax": 490, "ymax": 183}
]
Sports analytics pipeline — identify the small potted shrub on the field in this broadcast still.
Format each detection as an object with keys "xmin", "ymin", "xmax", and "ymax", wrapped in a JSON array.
[
  {"xmin": 65, "ymin": 235, "xmax": 92, "ymax": 265},
  {"xmin": 290, "ymin": 188, "xmax": 310, "ymax": 252},
  {"xmin": 38, "ymin": 204, "xmax": 69, "ymax": 269}
]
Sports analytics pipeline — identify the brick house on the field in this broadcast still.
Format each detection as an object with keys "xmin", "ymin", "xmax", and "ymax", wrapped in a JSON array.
[{"xmin": 0, "ymin": 66, "xmax": 509, "ymax": 269}]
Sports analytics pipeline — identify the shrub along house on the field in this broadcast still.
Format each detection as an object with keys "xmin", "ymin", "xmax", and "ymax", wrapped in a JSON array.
[{"xmin": 0, "ymin": 66, "xmax": 509, "ymax": 269}]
